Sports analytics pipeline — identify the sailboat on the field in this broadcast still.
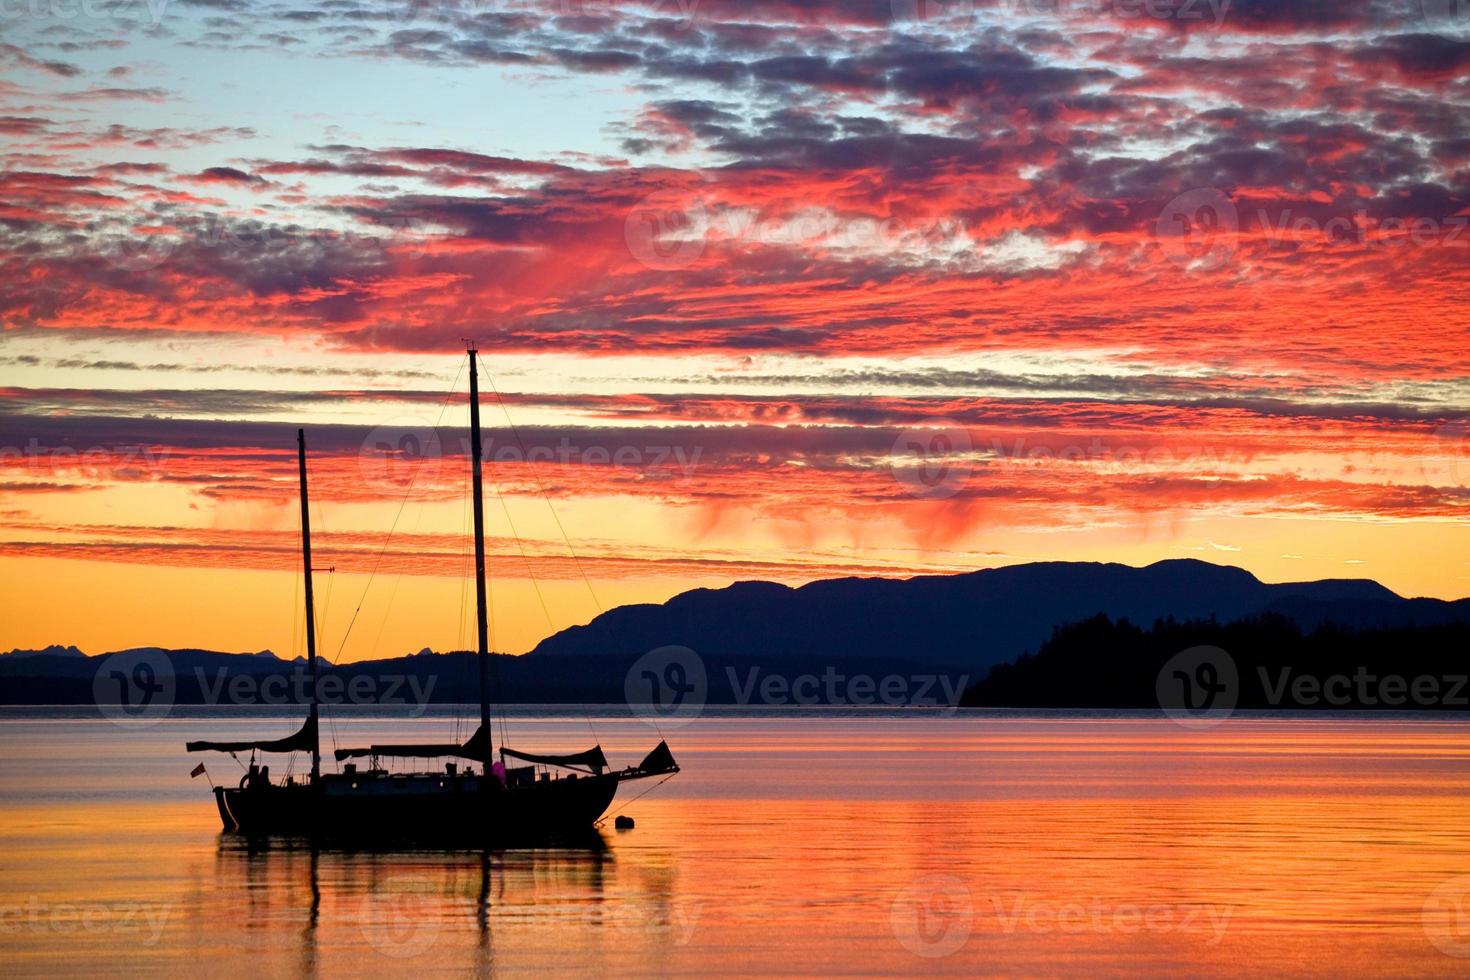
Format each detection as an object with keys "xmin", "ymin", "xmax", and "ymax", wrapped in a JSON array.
[{"xmin": 186, "ymin": 345, "xmax": 679, "ymax": 840}]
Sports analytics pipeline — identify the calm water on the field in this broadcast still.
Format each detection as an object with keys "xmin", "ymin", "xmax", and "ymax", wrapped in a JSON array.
[{"xmin": 3, "ymin": 707, "xmax": 1470, "ymax": 976}]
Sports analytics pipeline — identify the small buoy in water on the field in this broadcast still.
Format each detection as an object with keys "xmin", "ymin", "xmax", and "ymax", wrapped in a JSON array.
[{"xmin": 614, "ymin": 815, "xmax": 635, "ymax": 830}]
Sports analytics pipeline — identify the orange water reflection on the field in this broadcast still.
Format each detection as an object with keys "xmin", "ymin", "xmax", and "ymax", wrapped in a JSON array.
[{"xmin": 2, "ymin": 713, "xmax": 1470, "ymax": 976}]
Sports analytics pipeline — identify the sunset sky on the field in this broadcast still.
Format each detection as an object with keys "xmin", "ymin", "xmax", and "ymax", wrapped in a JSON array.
[{"xmin": 1, "ymin": 0, "xmax": 1468, "ymax": 659}]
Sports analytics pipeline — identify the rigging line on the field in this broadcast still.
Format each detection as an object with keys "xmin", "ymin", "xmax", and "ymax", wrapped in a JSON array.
[
  {"xmin": 479, "ymin": 363, "xmax": 605, "ymax": 748},
  {"xmin": 598, "ymin": 773, "xmax": 677, "ymax": 825},
  {"xmin": 486, "ymin": 475, "xmax": 595, "ymax": 753},
  {"xmin": 468, "ymin": 358, "xmax": 512, "ymax": 752},
  {"xmin": 490, "ymin": 482, "xmax": 557, "ymax": 636},
  {"xmin": 365, "ymin": 491, "xmax": 420, "ymax": 661},
  {"xmin": 307, "ymin": 483, "xmax": 332, "ymax": 656},
  {"xmin": 454, "ymin": 455, "xmax": 472, "ymax": 743},
  {"xmin": 481, "ymin": 370, "xmax": 604, "ymax": 615},
  {"xmin": 319, "ymin": 569, "xmax": 334, "ymax": 640},
  {"xmin": 481, "ymin": 494, "xmax": 505, "ymax": 751},
  {"xmin": 485, "ymin": 545, "xmax": 509, "ymax": 754},
  {"xmin": 332, "ymin": 354, "xmax": 468, "ymax": 662}
]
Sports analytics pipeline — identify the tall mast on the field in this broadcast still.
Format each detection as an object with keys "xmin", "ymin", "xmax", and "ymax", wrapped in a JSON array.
[
  {"xmin": 297, "ymin": 428, "xmax": 321, "ymax": 783},
  {"xmin": 467, "ymin": 346, "xmax": 493, "ymax": 771}
]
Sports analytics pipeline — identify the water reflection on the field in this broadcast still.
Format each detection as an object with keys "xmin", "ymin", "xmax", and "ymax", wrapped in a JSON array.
[
  {"xmin": 6, "ymin": 713, "xmax": 1470, "ymax": 975},
  {"xmin": 211, "ymin": 833, "xmax": 625, "ymax": 975}
]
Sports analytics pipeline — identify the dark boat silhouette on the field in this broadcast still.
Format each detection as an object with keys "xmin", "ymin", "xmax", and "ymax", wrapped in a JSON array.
[{"xmin": 186, "ymin": 345, "xmax": 678, "ymax": 841}]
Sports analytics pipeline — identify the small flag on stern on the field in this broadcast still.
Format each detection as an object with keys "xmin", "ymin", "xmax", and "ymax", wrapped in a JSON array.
[{"xmin": 190, "ymin": 763, "xmax": 207, "ymax": 778}]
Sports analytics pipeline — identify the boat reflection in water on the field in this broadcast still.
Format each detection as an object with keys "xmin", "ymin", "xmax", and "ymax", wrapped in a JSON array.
[{"xmin": 211, "ymin": 831, "xmax": 689, "ymax": 973}]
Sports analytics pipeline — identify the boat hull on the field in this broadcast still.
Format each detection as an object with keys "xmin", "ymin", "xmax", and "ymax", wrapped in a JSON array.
[{"xmin": 213, "ymin": 772, "xmax": 622, "ymax": 844}]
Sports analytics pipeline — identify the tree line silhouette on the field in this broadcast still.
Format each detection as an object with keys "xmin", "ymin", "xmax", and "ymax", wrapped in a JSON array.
[{"xmin": 962, "ymin": 614, "xmax": 1470, "ymax": 710}]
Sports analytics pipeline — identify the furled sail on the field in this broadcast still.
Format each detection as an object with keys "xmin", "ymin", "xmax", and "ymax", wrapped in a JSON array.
[
  {"xmin": 333, "ymin": 723, "xmax": 489, "ymax": 762},
  {"xmin": 500, "ymin": 745, "xmax": 609, "ymax": 772},
  {"xmin": 187, "ymin": 713, "xmax": 317, "ymax": 754}
]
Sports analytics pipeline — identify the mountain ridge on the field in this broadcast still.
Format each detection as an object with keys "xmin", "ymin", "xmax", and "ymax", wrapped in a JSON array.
[
  {"xmin": 527, "ymin": 558, "xmax": 1443, "ymax": 671},
  {"xmin": 6, "ymin": 560, "xmax": 1465, "ymax": 678}
]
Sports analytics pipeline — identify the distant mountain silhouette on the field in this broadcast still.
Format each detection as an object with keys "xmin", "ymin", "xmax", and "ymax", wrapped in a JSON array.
[
  {"xmin": 0, "ymin": 646, "xmax": 962, "ymax": 706},
  {"xmin": 530, "ymin": 559, "xmax": 1460, "ymax": 672},
  {"xmin": 6, "ymin": 560, "xmax": 1468, "ymax": 707},
  {"xmin": 2, "ymin": 644, "xmax": 86, "ymax": 660}
]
